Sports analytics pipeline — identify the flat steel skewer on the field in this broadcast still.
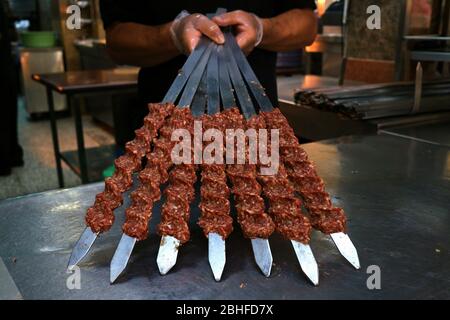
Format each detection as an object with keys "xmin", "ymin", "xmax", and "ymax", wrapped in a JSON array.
[
  {"xmin": 330, "ymin": 232, "xmax": 360, "ymax": 269},
  {"xmin": 203, "ymin": 46, "xmax": 228, "ymax": 281},
  {"xmin": 67, "ymin": 227, "xmax": 98, "ymax": 269},
  {"xmin": 156, "ymin": 41, "xmax": 214, "ymax": 277},
  {"xmin": 224, "ymin": 39, "xmax": 274, "ymax": 277},
  {"xmin": 156, "ymin": 235, "xmax": 181, "ymax": 275},
  {"xmin": 291, "ymin": 240, "xmax": 319, "ymax": 285},
  {"xmin": 217, "ymin": 45, "xmax": 235, "ymax": 109},
  {"xmin": 251, "ymin": 238, "xmax": 273, "ymax": 277},
  {"xmin": 224, "ymin": 32, "xmax": 273, "ymax": 112},
  {"xmin": 225, "ymin": 32, "xmax": 321, "ymax": 281},
  {"xmin": 208, "ymin": 233, "xmax": 226, "ymax": 281},
  {"xmin": 162, "ymin": 37, "xmax": 211, "ymax": 103},
  {"xmin": 110, "ymin": 234, "xmax": 137, "ymax": 283}
]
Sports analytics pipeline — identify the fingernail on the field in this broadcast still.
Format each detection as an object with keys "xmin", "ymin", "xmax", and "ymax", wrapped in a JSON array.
[{"xmin": 217, "ymin": 34, "xmax": 225, "ymax": 44}]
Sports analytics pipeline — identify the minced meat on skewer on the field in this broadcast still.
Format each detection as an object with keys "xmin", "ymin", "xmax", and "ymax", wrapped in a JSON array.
[
  {"xmin": 122, "ymin": 107, "xmax": 194, "ymax": 240},
  {"xmin": 223, "ymin": 108, "xmax": 275, "ymax": 239},
  {"xmin": 156, "ymin": 106, "xmax": 197, "ymax": 244},
  {"xmin": 198, "ymin": 112, "xmax": 233, "ymax": 239},
  {"xmin": 262, "ymin": 108, "xmax": 346, "ymax": 234},
  {"xmin": 250, "ymin": 113, "xmax": 311, "ymax": 244},
  {"xmin": 258, "ymin": 164, "xmax": 312, "ymax": 243},
  {"xmin": 157, "ymin": 163, "xmax": 197, "ymax": 243},
  {"xmin": 86, "ymin": 103, "xmax": 174, "ymax": 233}
]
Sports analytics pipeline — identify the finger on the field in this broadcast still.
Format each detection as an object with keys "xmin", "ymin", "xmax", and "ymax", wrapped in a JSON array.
[
  {"xmin": 236, "ymin": 33, "xmax": 253, "ymax": 55},
  {"xmin": 193, "ymin": 15, "xmax": 225, "ymax": 44},
  {"xmin": 212, "ymin": 11, "xmax": 245, "ymax": 26},
  {"xmin": 236, "ymin": 33, "xmax": 248, "ymax": 49},
  {"xmin": 185, "ymin": 28, "xmax": 202, "ymax": 53}
]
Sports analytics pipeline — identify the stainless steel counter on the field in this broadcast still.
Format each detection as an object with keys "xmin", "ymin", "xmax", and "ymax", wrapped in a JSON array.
[
  {"xmin": 381, "ymin": 122, "xmax": 450, "ymax": 148},
  {"xmin": 0, "ymin": 133, "xmax": 449, "ymax": 299}
]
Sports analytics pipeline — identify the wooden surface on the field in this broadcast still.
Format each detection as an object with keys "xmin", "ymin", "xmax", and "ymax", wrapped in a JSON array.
[{"xmin": 32, "ymin": 68, "xmax": 139, "ymax": 94}]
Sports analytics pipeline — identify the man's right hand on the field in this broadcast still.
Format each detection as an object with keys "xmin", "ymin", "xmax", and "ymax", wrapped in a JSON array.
[{"xmin": 170, "ymin": 12, "xmax": 225, "ymax": 54}]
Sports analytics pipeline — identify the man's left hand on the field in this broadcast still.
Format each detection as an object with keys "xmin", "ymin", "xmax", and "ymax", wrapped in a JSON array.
[{"xmin": 212, "ymin": 10, "xmax": 263, "ymax": 55}]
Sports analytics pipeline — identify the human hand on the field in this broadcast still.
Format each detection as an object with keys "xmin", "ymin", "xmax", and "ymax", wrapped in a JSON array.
[
  {"xmin": 212, "ymin": 10, "xmax": 263, "ymax": 55},
  {"xmin": 170, "ymin": 11, "xmax": 225, "ymax": 54}
]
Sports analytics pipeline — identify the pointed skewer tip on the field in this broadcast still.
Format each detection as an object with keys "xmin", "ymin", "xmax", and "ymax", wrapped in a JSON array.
[
  {"xmin": 251, "ymin": 238, "xmax": 273, "ymax": 277},
  {"xmin": 291, "ymin": 240, "xmax": 320, "ymax": 286},
  {"xmin": 67, "ymin": 227, "xmax": 98, "ymax": 269},
  {"xmin": 157, "ymin": 235, "xmax": 180, "ymax": 275},
  {"xmin": 109, "ymin": 234, "xmax": 137, "ymax": 284},
  {"xmin": 208, "ymin": 233, "xmax": 226, "ymax": 282},
  {"xmin": 330, "ymin": 232, "xmax": 360, "ymax": 270}
]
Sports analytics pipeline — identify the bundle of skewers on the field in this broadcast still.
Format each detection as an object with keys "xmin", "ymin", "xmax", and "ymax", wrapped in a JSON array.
[
  {"xmin": 294, "ymin": 80, "xmax": 450, "ymax": 120},
  {"xmin": 68, "ymin": 9, "xmax": 360, "ymax": 286}
]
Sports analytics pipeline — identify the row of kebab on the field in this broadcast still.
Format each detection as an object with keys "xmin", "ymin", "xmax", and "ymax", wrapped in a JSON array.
[
  {"xmin": 88, "ymin": 105, "xmax": 346, "ymax": 243},
  {"xmin": 68, "ymin": 29, "xmax": 360, "ymax": 286}
]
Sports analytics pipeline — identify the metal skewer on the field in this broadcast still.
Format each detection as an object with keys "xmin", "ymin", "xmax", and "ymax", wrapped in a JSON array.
[
  {"xmin": 110, "ymin": 234, "xmax": 137, "ymax": 282},
  {"xmin": 251, "ymin": 238, "xmax": 273, "ymax": 277},
  {"xmin": 156, "ymin": 43, "xmax": 214, "ymax": 277},
  {"xmin": 217, "ymin": 45, "xmax": 235, "ymax": 109},
  {"xmin": 157, "ymin": 235, "xmax": 181, "ymax": 275},
  {"xmin": 162, "ymin": 37, "xmax": 212, "ymax": 104},
  {"xmin": 225, "ymin": 32, "xmax": 320, "ymax": 283},
  {"xmin": 224, "ymin": 32, "xmax": 272, "ymax": 112},
  {"xmin": 291, "ymin": 240, "xmax": 319, "ymax": 285},
  {"xmin": 178, "ymin": 42, "xmax": 215, "ymax": 107},
  {"xmin": 67, "ymin": 227, "xmax": 98, "ymax": 269},
  {"xmin": 156, "ymin": 81, "xmax": 208, "ymax": 276},
  {"xmin": 168, "ymin": 45, "xmax": 229, "ymax": 281},
  {"xmin": 206, "ymin": 43, "xmax": 220, "ymax": 115},
  {"xmin": 330, "ymin": 232, "xmax": 360, "ymax": 269},
  {"xmin": 190, "ymin": 67, "xmax": 208, "ymax": 117},
  {"xmin": 156, "ymin": 7, "xmax": 229, "ymax": 280},
  {"xmin": 205, "ymin": 46, "xmax": 228, "ymax": 281},
  {"xmin": 208, "ymin": 232, "xmax": 226, "ymax": 281},
  {"xmin": 224, "ymin": 37, "xmax": 274, "ymax": 278}
]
